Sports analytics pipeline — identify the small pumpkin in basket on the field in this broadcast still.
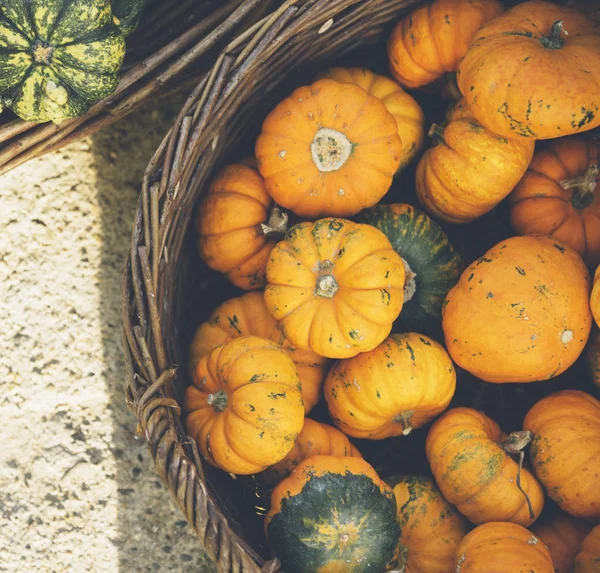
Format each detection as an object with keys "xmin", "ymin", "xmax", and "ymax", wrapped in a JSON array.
[
  {"xmin": 0, "ymin": 0, "xmax": 126, "ymax": 123},
  {"xmin": 265, "ymin": 218, "xmax": 405, "ymax": 359},
  {"xmin": 389, "ymin": 475, "xmax": 470, "ymax": 573},
  {"xmin": 184, "ymin": 336, "xmax": 304, "ymax": 475},
  {"xmin": 196, "ymin": 162, "xmax": 288, "ymax": 290},
  {"xmin": 457, "ymin": 0, "xmax": 600, "ymax": 140},
  {"xmin": 111, "ymin": 0, "xmax": 152, "ymax": 36},
  {"xmin": 523, "ymin": 390, "xmax": 600, "ymax": 519},
  {"xmin": 593, "ymin": 266, "xmax": 600, "ymax": 327},
  {"xmin": 255, "ymin": 78, "xmax": 402, "ymax": 218},
  {"xmin": 510, "ymin": 136, "xmax": 600, "ymax": 268},
  {"xmin": 188, "ymin": 291, "xmax": 328, "ymax": 413},
  {"xmin": 387, "ymin": 0, "xmax": 504, "ymax": 89},
  {"xmin": 325, "ymin": 333, "xmax": 456, "ymax": 439},
  {"xmin": 426, "ymin": 407, "xmax": 545, "ymax": 526},
  {"xmin": 416, "ymin": 99, "xmax": 535, "ymax": 224},
  {"xmin": 266, "ymin": 455, "xmax": 400, "ymax": 573},
  {"xmin": 574, "ymin": 525, "xmax": 600, "ymax": 573}
]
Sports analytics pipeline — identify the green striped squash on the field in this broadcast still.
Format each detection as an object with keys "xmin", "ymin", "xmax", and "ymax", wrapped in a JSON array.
[
  {"xmin": 0, "ymin": 0, "xmax": 126, "ymax": 123},
  {"xmin": 111, "ymin": 0, "xmax": 151, "ymax": 36}
]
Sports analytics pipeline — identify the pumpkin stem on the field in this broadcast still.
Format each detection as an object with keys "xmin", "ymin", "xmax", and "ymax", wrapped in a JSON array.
[
  {"xmin": 394, "ymin": 410, "xmax": 414, "ymax": 435},
  {"xmin": 261, "ymin": 204, "xmax": 288, "ymax": 236},
  {"xmin": 311, "ymin": 127, "xmax": 353, "ymax": 172},
  {"xmin": 428, "ymin": 124, "xmax": 445, "ymax": 145},
  {"xmin": 540, "ymin": 20, "xmax": 567, "ymax": 50},
  {"xmin": 207, "ymin": 390, "xmax": 228, "ymax": 412},
  {"xmin": 32, "ymin": 40, "xmax": 55, "ymax": 65},
  {"xmin": 401, "ymin": 259, "xmax": 417, "ymax": 303},
  {"xmin": 561, "ymin": 164, "xmax": 599, "ymax": 210},
  {"xmin": 500, "ymin": 431, "xmax": 535, "ymax": 520}
]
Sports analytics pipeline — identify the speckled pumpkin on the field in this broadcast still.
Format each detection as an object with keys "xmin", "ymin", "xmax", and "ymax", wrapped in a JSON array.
[
  {"xmin": 266, "ymin": 455, "xmax": 400, "ymax": 573},
  {"xmin": 426, "ymin": 407, "xmax": 545, "ymax": 526},
  {"xmin": 443, "ymin": 235, "xmax": 592, "ymax": 383},
  {"xmin": 389, "ymin": 475, "xmax": 470, "ymax": 573},
  {"xmin": 188, "ymin": 292, "xmax": 328, "ymax": 414},
  {"xmin": 111, "ymin": 0, "xmax": 151, "ymax": 35},
  {"xmin": 586, "ymin": 328, "xmax": 600, "ymax": 389},
  {"xmin": 325, "ymin": 333, "xmax": 456, "ymax": 439},
  {"xmin": 184, "ymin": 336, "xmax": 304, "ymax": 475},
  {"xmin": 317, "ymin": 67, "xmax": 425, "ymax": 170},
  {"xmin": 593, "ymin": 266, "xmax": 600, "ymax": 327},
  {"xmin": 255, "ymin": 79, "xmax": 402, "ymax": 218},
  {"xmin": 454, "ymin": 522, "xmax": 554, "ymax": 573},
  {"xmin": 523, "ymin": 390, "xmax": 600, "ymax": 519},
  {"xmin": 0, "ymin": 0, "xmax": 126, "ymax": 123},
  {"xmin": 265, "ymin": 218, "xmax": 406, "ymax": 359},
  {"xmin": 574, "ymin": 525, "xmax": 600, "ymax": 573}
]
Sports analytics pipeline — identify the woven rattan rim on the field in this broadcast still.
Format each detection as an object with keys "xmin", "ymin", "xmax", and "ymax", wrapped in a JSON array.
[{"xmin": 121, "ymin": 1, "xmax": 421, "ymax": 570}]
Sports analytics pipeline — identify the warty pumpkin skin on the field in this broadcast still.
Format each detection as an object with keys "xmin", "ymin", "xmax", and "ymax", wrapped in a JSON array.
[
  {"xmin": 255, "ymin": 79, "xmax": 402, "ymax": 218},
  {"xmin": 196, "ymin": 162, "xmax": 288, "ymax": 290},
  {"xmin": 316, "ymin": 67, "xmax": 425, "ymax": 170},
  {"xmin": 0, "ymin": 0, "xmax": 126, "ymax": 123},
  {"xmin": 266, "ymin": 455, "xmax": 400, "ymax": 573},
  {"xmin": 510, "ymin": 136, "xmax": 600, "ymax": 268},
  {"xmin": 426, "ymin": 407, "xmax": 545, "ymax": 526},
  {"xmin": 188, "ymin": 292, "xmax": 328, "ymax": 414},
  {"xmin": 443, "ymin": 235, "xmax": 592, "ymax": 383},
  {"xmin": 454, "ymin": 522, "xmax": 554, "ymax": 573},
  {"xmin": 184, "ymin": 336, "xmax": 304, "ymax": 475},
  {"xmin": 262, "ymin": 419, "xmax": 362, "ymax": 485},
  {"xmin": 416, "ymin": 99, "xmax": 535, "ymax": 224},
  {"xmin": 389, "ymin": 475, "xmax": 470, "ymax": 573},
  {"xmin": 265, "ymin": 218, "xmax": 406, "ymax": 359},
  {"xmin": 387, "ymin": 0, "xmax": 504, "ymax": 89},
  {"xmin": 574, "ymin": 525, "xmax": 600, "ymax": 573},
  {"xmin": 523, "ymin": 390, "xmax": 600, "ymax": 519},
  {"xmin": 592, "ymin": 266, "xmax": 600, "ymax": 328},
  {"xmin": 457, "ymin": 0, "xmax": 600, "ymax": 140},
  {"xmin": 325, "ymin": 333, "xmax": 456, "ymax": 439}
]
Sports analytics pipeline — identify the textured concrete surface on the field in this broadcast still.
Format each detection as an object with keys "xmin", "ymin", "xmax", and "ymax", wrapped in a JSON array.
[{"xmin": 0, "ymin": 99, "xmax": 216, "ymax": 572}]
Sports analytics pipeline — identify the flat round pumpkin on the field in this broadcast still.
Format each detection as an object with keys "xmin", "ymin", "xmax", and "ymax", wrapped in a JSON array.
[
  {"xmin": 188, "ymin": 292, "xmax": 328, "ymax": 414},
  {"xmin": 523, "ymin": 390, "xmax": 600, "ymax": 519},
  {"xmin": 574, "ymin": 525, "xmax": 600, "ymax": 573},
  {"xmin": 443, "ymin": 235, "xmax": 592, "ymax": 383},
  {"xmin": 265, "ymin": 218, "xmax": 406, "ymax": 359},
  {"xmin": 510, "ymin": 136, "xmax": 600, "ymax": 268},
  {"xmin": 266, "ymin": 455, "xmax": 400, "ymax": 573},
  {"xmin": 325, "ymin": 333, "xmax": 456, "ymax": 439},
  {"xmin": 255, "ymin": 79, "xmax": 402, "ymax": 217},
  {"xmin": 184, "ymin": 336, "xmax": 304, "ymax": 475},
  {"xmin": 457, "ymin": 0, "xmax": 600, "ymax": 140}
]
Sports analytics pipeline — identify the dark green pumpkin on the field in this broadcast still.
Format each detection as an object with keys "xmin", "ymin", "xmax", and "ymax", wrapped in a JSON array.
[
  {"xmin": 111, "ymin": 0, "xmax": 151, "ymax": 36},
  {"xmin": 358, "ymin": 203, "xmax": 462, "ymax": 338},
  {"xmin": 0, "ymin": 0, "xmax": 126, "ymax": 123}
]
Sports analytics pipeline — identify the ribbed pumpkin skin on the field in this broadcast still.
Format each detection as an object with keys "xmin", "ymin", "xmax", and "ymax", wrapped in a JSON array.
[
  {"xmin": 111, "ymin": 0, "xmax": 151, "ymax": 35},
  {"xmin": 325, "ymin": 333, "xmax": 456, "ymax": 439},
  {"xmin": 262, "ymin": 419, "xmax": 362, "ymax": 484},
  {"xmin": 358, "ymin": 203, "xmax": 462, "ymax": 337},
  {"xmin": 317, "ymin": 67, "xmax": 425, "ymax": 170},
  {"xmin": 184, "ymin": 336, "xmax": 304, "ymax": 475},
  {"xmin": 387, "ymin": 0, "xmax": 504, "ymax": 89},
  {"xmin": 574, "ymin": 525, "xmax": 600, "ymax": 573},
  {"xmin": 457, "ymin": 1, "xmax": 600, "ymax": 140},
  {"xmin": 426, "ymin": 408, "xmax": 545, "ymax": 526},
  {"xmin": 455, "ymin": 522, "xmax": 554, "ymax": 573},
  {"xmin": 0, "ymin": 0, "xmax": 125, "ymax": 123},
  {"xmin": 389, "ymin": 475, "xmax": 470, "ymax": 573},
  {"xmin": 266, "ymin": 456, "xmax": 400, "ymax": 573},
  {"xmin": 188, "ymin": 292, "xmax": 328, "ymax": 414},
  {"xmin": 523, "ymin": 390, "xmax": 600, "ymax": 519},
  {"xmin": 510, "ymin": 137, "xmax": 600, "ymax": 268},
  {"xmin": 443, "ymin": 235, "xmax": 592, "ymax": 383},
  {"xmin": 531, "ymin": 513, "xmax": 591, "ymax": 573},
  {"xmin": 593, "ymin": 267, "xmax": 600, "ymax": 328},
  {"xmin": 416, "ymin": 99, "xmax": 535, "ymax": 224}
]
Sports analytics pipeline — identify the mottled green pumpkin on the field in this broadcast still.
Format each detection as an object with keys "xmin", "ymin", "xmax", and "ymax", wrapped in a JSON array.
[
  {"xmin": 111, "ymin": 0, "xmax": 151, "ymax": 36},
  {"xmin": 0, "ymin": 0, "xmax": 126, "ymax": 123},
  {"xmin": 358, "ymin": 203, "xmax": 462, "ymax": 338}
]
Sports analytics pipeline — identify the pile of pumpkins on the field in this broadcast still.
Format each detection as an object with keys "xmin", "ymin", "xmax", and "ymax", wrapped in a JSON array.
[{"xmin": 185, "ymin": 1, "xmax": 600, "ymax": 572}]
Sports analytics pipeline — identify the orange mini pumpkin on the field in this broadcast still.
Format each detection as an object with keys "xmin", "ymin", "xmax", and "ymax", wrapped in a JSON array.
[
  {"xmin": 387, "ymin": 0, "xmax": 503, "ymax": 89},
  {"xmin": 592, "ymin": 266, "xmax": 600, "ymax": 327},
  {"xmin": 426, "ymin": 407, "xmax": 545, "ymax": 526},
  {"xmin": 196, "ymin": 162, "xmax": 287, "ymax": 290},
  {"xmin": 188, "ymin": 292, "xmax": 328, "ymax": 413},
  {"xmin": 523, "ymin": 390, "xmax": 600, "ymax": 519},
  {"xmin": 265, "ymin": 218, "xmax": 405, "ymax": 359},
  {"xmin": 416, "ymin": 99, "xmax": 534, "ymax": 224},
  {"xmin": 574, "ymin": 525, "xmax": 600, "ymax": 573},
  {"xmin": 184, "ymin": 336, "xmax": 304, "ymax": 475},
  {"xmin": 255, "ymin": 79, "xmax": 402, "ymax": 218},
  {"xmin": 317, "ymin": 67, "xmax": 425, "ymax": 170},
  {"xmin": 585, "ymin": 327, "xmax": 600, "ymax": 389},
  {"xmin": 325, "ymin": 333, "xmax": 456, "ymax": 439},
  {"xmin": 455, "ymin": 522, "xmax": 554, "ymax": 573},
  {"xmin": 443, "ymin": 235, "xmax": 592, "ymax": 383},
  {"xmin": 510, "ymin": 136, "xmax": 600, "ymax": 268}
]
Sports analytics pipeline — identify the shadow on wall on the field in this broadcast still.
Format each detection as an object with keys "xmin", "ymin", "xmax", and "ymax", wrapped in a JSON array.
[{"xmin": 90, "ymin": 96, "xmax": 217, "ymax": 573}]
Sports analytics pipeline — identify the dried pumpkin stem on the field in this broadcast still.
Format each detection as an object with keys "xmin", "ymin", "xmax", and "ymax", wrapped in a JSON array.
[
  {"xmin": 261, "ymin": 204, "xmax": 288, "ymax": 235},
  {"xmin": 540, "ymin": 20, "xmax": 567, "ymax": 50},
  {"xmin": 207, "ymin": 390, "xmax": 228, "ymax": 412},
  {"xmin": 401, "ymin": 259, "xmax": 417, "ymax": 303},
  {"xmin": 500, "ymin": 430, "xmax": 535, "ymax": 519},
  {"xmin": 561, "ymin": 164, "xmax": 598, "ymax": 209},
  {"xmin": 428, "ymin": 123, "xmax": 445, "ymax": 145},
  {"xmin": 394, "ymin": 410, "xmax": 414, "ymax": 435},
  {"xmin": 315, "ymin": 260, "xmax": 339, "ymax": 298}
]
